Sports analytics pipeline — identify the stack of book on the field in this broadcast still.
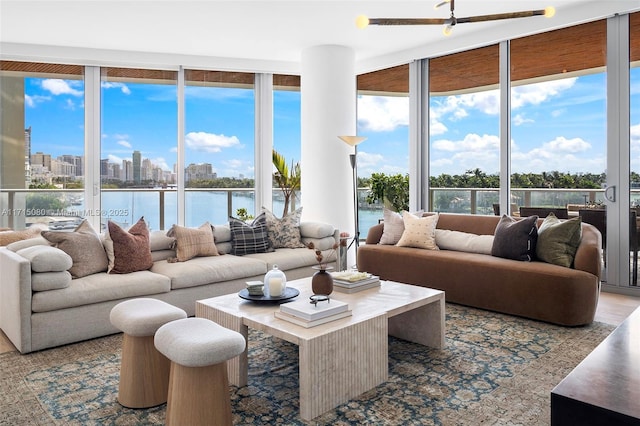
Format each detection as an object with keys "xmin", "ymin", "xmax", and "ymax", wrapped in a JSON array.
[
  {"xmin": 275, "ymin": 298, "xmax": 351, "ymax": 328},
  {"xmin": 331, "ymin": 271, "xmax": 380, "ymax": 293}
]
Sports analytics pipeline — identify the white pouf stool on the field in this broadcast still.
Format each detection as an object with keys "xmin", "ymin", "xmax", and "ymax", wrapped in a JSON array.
[
  {"xmin": 109, "ymin": 298, "xmax": 187, "ymax": 408},
  {"xmin": 154, "ymin": 317, "xmax": 246, "ymax": 426}
]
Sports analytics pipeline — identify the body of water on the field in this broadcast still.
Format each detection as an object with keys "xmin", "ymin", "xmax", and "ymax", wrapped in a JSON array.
[{"xmin": 66, "ymin": 191, "xmax": 383, "ymax": 238}]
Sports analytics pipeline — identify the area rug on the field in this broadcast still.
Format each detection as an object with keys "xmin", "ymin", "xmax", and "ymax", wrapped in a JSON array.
[{"xmin": 0, "ymin": 304, "xmax": 614, "ymax": 425}]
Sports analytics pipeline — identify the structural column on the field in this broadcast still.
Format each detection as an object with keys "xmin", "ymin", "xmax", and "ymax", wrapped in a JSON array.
[{"xmin": 301, "ymin": 45, "xmax": 357, "ymax": 265}]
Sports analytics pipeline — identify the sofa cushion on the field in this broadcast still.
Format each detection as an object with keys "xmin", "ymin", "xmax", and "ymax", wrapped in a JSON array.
[
  {"xmin": 435, "ymin": 229, "xmax": 494, "ymax": 255},
  {"xmin": 245, "ymin": 247, "xmax": 337, "ymax": 271},
  {"xmin": 491, "ymin": 215, "xmax": 538, "ymax": 261},
  {"xmin": 149, "ymin": 230, "xmax": 175, "ymax": 251},
  {"xmin": 42, "ymin": 220, "xmax": 108, "ymax": 278},
  {"xmin": 31, "ymin": 270, "xmax": 171, "ymax": 313},
  {"xmin": 379, "ymin": 208, "xmax": 424, "ymax": 245},
  {"xmin": 31, "ymin": 271, "xmax": 72, "ymax": 291},
  {"xmin": 264, "ymin": 207, "xmax": 306, "ymax": 249},
  {"xmin": 536, "ymin": 213, "xmax": 582, "ymax": 267},
  {"xmin": 6, "ymin": 235, "xmax": 50, "ymax": 252},
  {"xmin": 17, "ymin": 245, "xmax": 72, "ymax": 272},
  {"xmin": 150, "ymin": 255, "xmax": 267, "ymax": 290},
  {"xmin": 167, "ymin": 222, "xmax": 219, "ymax": 262},
  {"xmin": 229, "ymin": 212, "xmax": 272, "ymax": 255},
  {"xmin": 107, "ymin": 217, "xmax": 154, "ymax": 274},
  {"xmin": 299, "ymin": 221, "xmax": 335, "ymax": 239},
  {"xmin": 396, "ymin": 212, "xmax": 439, "ymax": 250}
]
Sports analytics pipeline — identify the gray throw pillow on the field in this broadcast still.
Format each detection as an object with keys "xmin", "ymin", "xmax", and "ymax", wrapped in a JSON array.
[
  {"xmin": 536, "ymin": 213, "xmax": 582, "ymax": 267},
  {"xmin": 491, "ymin": 215, "xmax": 538, "ymax": 261},
  {"xmin": 42, "ymin": 220, "xmax": 108, "ymax": 278}
]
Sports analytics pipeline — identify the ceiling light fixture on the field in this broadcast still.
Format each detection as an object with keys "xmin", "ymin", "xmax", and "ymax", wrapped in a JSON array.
[{"xmin": 356, "ymin": 0, "xmax": 555, "ymax": 35}]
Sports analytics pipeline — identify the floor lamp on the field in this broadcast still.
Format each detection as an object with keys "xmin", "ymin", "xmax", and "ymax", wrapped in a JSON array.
[{"xmin": 338, "ymin": 136, "xmax": 367, "ymax": 266}]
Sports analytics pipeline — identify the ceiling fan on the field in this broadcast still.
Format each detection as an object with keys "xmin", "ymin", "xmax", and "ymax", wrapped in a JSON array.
[{"xmin": 356, "ymin": 0, "xmax": 555, "ymax": 36}]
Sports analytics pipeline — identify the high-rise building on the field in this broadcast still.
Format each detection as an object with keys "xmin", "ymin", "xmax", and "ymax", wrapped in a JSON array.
[
  {"xmin": 100, "ymin": 159, "xmax": 109, "ymax": 181},
  {"xmin": 122, "ymin": 159, "xmax": 133, "ymax": 182},
  {"xmin": 31, "ymin": 152, "xmax": 51, "ymax": 172},
  {"xmin": 132, "ymin": 150, "xmax": 141, "ymax": 184}
]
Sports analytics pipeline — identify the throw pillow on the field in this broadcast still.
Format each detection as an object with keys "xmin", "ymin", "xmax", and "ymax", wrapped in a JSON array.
[
  {"xmin": 435, "ymin": 229, "xmax": 494, "ymax": 255},
  {"xmin": 491, "ymin": 215, "xmax": 538, "ymax": 261},
  {"xmin": 396, "ymin": 212, "xmax": 439, "ymax": 250},
  {"xmin": 263, "ymin": 207, "xmax": 305, "ymax": 249},
  {"xmin": 229, "ymin": 212, "xmax": 272, "ymax": 256},
  {"xmin": 166, "ymin": 222, "xmax": 219, "ymax": 262},
  {"xmin": 107, "ymin": 217, "xmax": 154, "ymax": 274},
  {"xmin": 379, "ymin": 208, "xmax": 425, "ymax": 245},
  {"xmin": 536, "ymin": 213, "xmax": 582, "ymax": 267},
  {"xmin": 16, "ymin": 245, "xmax": 73, "ymax": 272},
  {"xmin": 0, "ymin": 224, "xmax": 47, "ymax": 246},
  {"xmin": 42, "ymin": 220, "xmax": 108, "ymax": 278}
]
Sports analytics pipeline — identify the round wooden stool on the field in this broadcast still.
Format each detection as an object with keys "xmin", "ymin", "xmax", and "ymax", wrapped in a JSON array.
[
  {"xmin": 109, "ymin": 298, "xmax": 187, "ymax": 408},
  {"xmin": 154, "ymin": 317, "xmax": 246, "ymax": 426}
]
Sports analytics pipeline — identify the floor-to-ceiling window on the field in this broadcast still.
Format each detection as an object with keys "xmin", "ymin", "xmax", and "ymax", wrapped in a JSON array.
[
  {"xmin": 628, "ymin": 12, "xmax": 640, "ymax": 287},
  {"xmin": 273, "ymin": 74, "xmax": 301, "ymax": 218},
  {"xmin": 100, "ymin": 67, "xmax": 177, "ymax": 231},
  {"xmin": 184, "ymin": 70, "xmax": 255, "ymax": 226},
  {"xmin": 510, "ymin": 21, "xmax": 607, "ymax": 218},
  {"xmin": 357, "ymin": 64, "xmax": 410, "ymax": 238},
  {"xmin": 428, "ymin": 45, "xmax": 500, "ymax": 215},
  {"xmin": 0, "ymin": 61, "xmax": 85, "ymax": 230}
]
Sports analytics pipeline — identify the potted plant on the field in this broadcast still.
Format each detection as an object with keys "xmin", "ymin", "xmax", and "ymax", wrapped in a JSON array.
[{"xmin": 365, "ymin": 172, "xmax": 409, "ymax": 212}]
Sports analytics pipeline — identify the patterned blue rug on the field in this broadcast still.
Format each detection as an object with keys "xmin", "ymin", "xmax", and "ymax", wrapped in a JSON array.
[{"xmin": 0, "ymin": 304, "xmax": 613, "ymax": 425}]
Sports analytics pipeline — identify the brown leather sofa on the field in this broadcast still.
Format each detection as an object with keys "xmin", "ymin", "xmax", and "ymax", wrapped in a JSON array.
[{"xmin": 358, "ymin": 213, "xmax": 602, "ymax": 326}]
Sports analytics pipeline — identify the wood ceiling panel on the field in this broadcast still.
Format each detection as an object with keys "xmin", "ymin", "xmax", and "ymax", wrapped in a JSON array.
[
  {"xmin": 430, "ymin": 45, "xmax": 499, "ymax": 94},
  {"xmin": 511, "ymin": 20, "xmax": 606, "ymax": 83}
]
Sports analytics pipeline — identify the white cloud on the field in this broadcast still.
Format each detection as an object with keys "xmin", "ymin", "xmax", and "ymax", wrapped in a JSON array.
[
  {"xmin": 101, "ymin": 81, "xmax": 131, "ymax": 95},
  {"xmin": 358, "ymin": 96, "xmax": 409, "ymax": 132},
  {"xmin": 108, "ymin": 154, "xmax": 123, "ymax": 164},
  {"xmin": 24, "ymin": 94, "xmax": 51, "ymax": 108},
  {"xmin": 150, "ymin": 157, "xmax": 171, "ymax": 171},
  {"xmin": 357, "ymin": 150, "xmax": 384, "ymax": 169},
  {"xmin": 432, "ymin": 133, "xmax": 500, "ymax": 153},
  {"xmin": 41, "ymin": 79, "xmax": 83, "ymax": 96},
  {"xmin": 185, "ymin": 131, "xmax": 240, "ymax": 153},
  {"xmin": 511, "ymin": 78, "xmax": 577, "ymax": 109},
  {"xmin": 117, "ymin": 140, "xmax": 132, "ymax": 149},
  {"xmin": 542, "ymin": 136, "xmax": 591, "ymax": 153},
  {"xmin": 513, "ymin": 114, "xmax": 534, "ymax": 126}
]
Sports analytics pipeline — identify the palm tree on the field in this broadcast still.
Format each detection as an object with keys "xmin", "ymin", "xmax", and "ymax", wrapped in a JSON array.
[{"xmin": 272, "ymin": 149, "xmax": 301, "ymax": 217}]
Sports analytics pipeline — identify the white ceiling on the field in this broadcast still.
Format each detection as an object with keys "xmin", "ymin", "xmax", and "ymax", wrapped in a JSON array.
[{"xmin": 0, "ymin": 0, "xmax": 638, "ymax": 74}]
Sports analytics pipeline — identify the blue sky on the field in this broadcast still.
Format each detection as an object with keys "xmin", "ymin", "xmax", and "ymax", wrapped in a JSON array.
[{"xmin": 24, "ymin": 69, "xmax": 640, "ymax": 179}]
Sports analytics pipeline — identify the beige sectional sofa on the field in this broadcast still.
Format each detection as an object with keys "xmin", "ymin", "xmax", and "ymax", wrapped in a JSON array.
[
  {"xmin": 358, "ymin": 212, "xmax": 602, "ymax": 326},
  {"xmin": 0, "ymin": 221, "xmax": 338, "ymax": 353}
]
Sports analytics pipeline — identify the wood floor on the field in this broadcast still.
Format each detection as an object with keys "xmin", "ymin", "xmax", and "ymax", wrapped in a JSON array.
[{"xmin": 1, "ymin": 291, "xmax": 639, "ymax": 355}]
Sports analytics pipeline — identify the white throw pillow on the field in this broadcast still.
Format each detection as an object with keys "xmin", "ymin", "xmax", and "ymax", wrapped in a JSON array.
[
  {"xmin": 380, "ymin": 208, "xmax": 424, "ymax": 245},
  {"xmin": 435, "ymin": 229, "xmax": 494, "ymax": 255},
  {"xmin": 396, "ymin": 212, "xmax": 439, "ymax": 250}
]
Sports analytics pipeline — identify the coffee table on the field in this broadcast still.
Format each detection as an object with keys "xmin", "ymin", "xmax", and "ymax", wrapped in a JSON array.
[{"xmin": 196, "ymin": 278, "xmax": 445, "ymax": 420}]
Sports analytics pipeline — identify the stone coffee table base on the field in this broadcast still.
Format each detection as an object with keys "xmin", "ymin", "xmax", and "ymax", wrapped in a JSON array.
[{"xmin": 196, "ymin": 279, "xmax": 445, "ymax": 420}]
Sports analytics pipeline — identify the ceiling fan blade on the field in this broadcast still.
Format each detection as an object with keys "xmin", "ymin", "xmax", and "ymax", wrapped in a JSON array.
[
  {"xmin": 456, "ymin": 9, "xmax": 546, "ymax": 24},
  {"xmin": 434, "ymin": 0, "xmax": 451, "ymax": 9},
  {"xmin": 368, "ymin": 18, "xmax": 447, "ymax": 26}
]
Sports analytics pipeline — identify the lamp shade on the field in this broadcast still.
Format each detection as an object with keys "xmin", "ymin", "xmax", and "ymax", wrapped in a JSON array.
[{"xmin": 338, "ymin": 136, "xmax": 367, "ymax": 147}]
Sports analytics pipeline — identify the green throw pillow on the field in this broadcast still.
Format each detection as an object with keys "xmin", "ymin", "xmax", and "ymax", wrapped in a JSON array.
[{"xmin": 536, "ymin": 213, "xmax": 582, "ymax": 267}]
